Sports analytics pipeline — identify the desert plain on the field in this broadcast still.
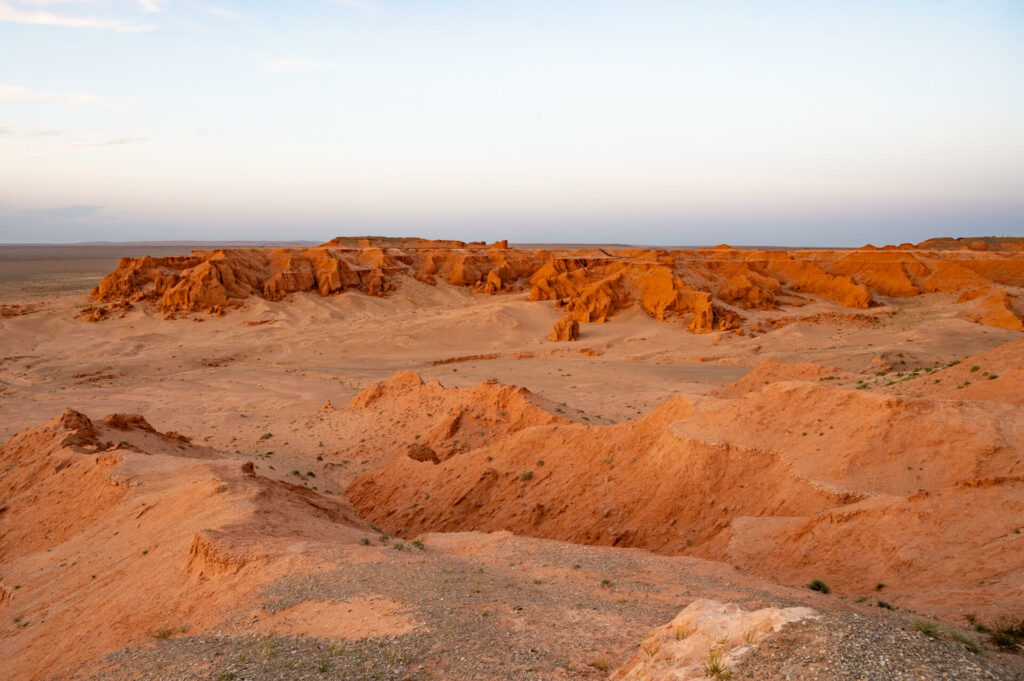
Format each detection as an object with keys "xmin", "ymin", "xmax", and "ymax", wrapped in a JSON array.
[{"xmin": 1, "ymin": 235, "xmax": 1023, "ymax": 680}]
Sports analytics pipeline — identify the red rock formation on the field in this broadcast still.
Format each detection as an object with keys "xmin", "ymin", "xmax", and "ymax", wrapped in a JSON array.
[
  {"xmin": 344, "ymin": 357, "xmax": 1024, "ymax": 617},
  {"xmin": 0, "ymin": 408, "xmax": 366, "ymax": 680},
  {"xmin": 89, "ymin": 236, "xmax": 1024, "ymax": 332},
  {"xmin": 548, "ymin": 315, "xmax": 579, "ymax": 341}
]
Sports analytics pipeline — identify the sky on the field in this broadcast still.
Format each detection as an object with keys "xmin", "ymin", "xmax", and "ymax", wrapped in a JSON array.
[{"xmin": 1, "ymin": 0, "xmax": 1023, "ymax": 246}]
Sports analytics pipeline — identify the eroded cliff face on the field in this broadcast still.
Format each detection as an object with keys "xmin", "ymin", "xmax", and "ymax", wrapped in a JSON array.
[
  {"xmin": 89, "ymin": 236, "xmax": 1024, "ymax": 332},
  {"xmin": 342, "ymin": 348, "xmax": 1024, "ymax": 619}
]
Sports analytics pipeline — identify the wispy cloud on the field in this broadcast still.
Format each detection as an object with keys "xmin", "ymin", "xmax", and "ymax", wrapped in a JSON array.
[
  {"xmin": 0, "ymin": 124, "xmax": 63, "ymax": 137},
  {"xmin": 71, "ymin": 136, "xmax": 148, "ymax": 147},
  {"xmin": 0, "ymin": 1, "xmax": 156, "ymax": 31},
  {"xmin": 0, "ymin": 84, "xmax": 107, "ymax": 105},
  {"xmin": 203, "ymin": 4, "xmax": 238, "ymax": 20},
  {"xmin": 327, "ymin": 0, "xmax": 373, "ymax": 10},
  {"xmin": 260, "ymin": 57, "xmax": 335, "ymax": 74}
]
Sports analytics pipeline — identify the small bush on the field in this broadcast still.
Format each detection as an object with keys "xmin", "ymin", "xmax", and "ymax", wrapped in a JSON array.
[
  {"xmin": 520, "ymin": 471, "xmax": 533, "ymax": 481},
  {"xmin": 912, "ymin": 618, "xmax": 941, "ymax": 638},
  {"xmin": 987, "ymin": 618, "xmax": 1024, "ymax": 651},
  {"xmin": 877, "ymin": 600, "xmax": 895, "ymax": 610},
  {"xmin": 703, "ymin": 649, "xmax": 732, "ymax": 679},
  {"xmin": 259, "ymin": 638, "xmax": 279, "ymax": 659},
  {"xmin": 949, "ymin": 631, "xmax": 981, "ymax": 654},
  {"xmin": 806, "ymin": 579, "xmax": 831, "ymax": 594},
  {"xmin": 411, "ymin": 539, "xmax": 425, "ymax": 550}
]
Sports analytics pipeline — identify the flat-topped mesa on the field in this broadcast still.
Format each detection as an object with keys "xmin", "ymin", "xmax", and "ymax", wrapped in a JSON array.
[
  {"xmin": 915, "ymin": 236, "xmax": 1024, "ymax": 252},
  {"xmin": 88, "ymin": 238, "xmax": 1024, "ymax": 332},
  {"xmin": 318, "ymin": 236, "xmax": 509, "ymax": 250}
]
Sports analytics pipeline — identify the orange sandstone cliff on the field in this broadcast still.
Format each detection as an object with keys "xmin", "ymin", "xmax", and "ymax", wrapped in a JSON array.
[{"xmin": 89, "ymin": 236, "xmax": 1024, "ymax": 333}]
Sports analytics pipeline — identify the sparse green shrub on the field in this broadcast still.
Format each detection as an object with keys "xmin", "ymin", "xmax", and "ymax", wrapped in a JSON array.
[
  {"xmin": 912, "ymin": 617, "xmax": 941, "ymax": 637},
  {"xmin": 520, "ymin": 471, "xmax": 533, "ymax": 481},
  {"xmin": 877, "ymin": 600, "xmax": 895, "ymax": 610},
  {"xmin": 703, "ymin": 649, "xmax": 732, "ymax": 679},
  {"xmin": 987, "ymin": 618, "xmax": 1024, "ymax": 651},
  {"xmin": 383, "ymin": 645, "xmax": 410, "ymax": 664},
  {"xmin": 949, "ymin": 631, "xmax": 981, "ymax": 654},
  {"xmin": 259, "ymin": 637, "xmax": 279, "ymax": 659},
  {"xmin": 806, "ymin": 579, "xmax": 831, "ymax": 594},
  {"xmin": 641, "ymin": 639, "xmax": 660, "ymax": 660}
]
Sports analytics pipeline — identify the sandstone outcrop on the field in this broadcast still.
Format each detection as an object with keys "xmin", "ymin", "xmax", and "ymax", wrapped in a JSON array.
[
  {"xmin": 548, "ymin": 315, "xmax": 579, "ymax": 341},
  {"xmin": 612, "ymin": 600, "xmax": 817, "ymax": 681},
  {"xmin": 344, "ymin": 347, "xmax": 1024, "ymax": 618},
  {"xmin": 0, "ymin": 408, "xmax": 366, "ymax": 680},
  {"xmin": 87, "ymin": 236, "xmax": 1024, "ymax": 333}
]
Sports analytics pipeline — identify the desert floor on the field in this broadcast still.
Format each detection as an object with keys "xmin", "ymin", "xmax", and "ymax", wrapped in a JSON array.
[{"xmin": 1, "ymin": 244, "xmax": 1022, "ymax": 681}]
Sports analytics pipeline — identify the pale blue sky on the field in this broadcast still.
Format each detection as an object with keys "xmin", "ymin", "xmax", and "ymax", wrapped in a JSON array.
[{"xmin": 1, "ymin": 0, "xmax": 1022, "ymax": 245}]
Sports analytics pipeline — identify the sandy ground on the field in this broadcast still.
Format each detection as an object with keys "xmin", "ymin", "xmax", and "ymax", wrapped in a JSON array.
[{"xmin": 1, "ymin": 246, "xmax": 1022, "ymax": 680}]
